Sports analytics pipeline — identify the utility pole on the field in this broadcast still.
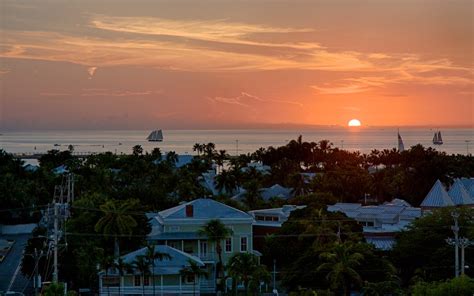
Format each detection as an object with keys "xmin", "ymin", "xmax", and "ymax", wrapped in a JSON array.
[
  {"xmin": 272, "ymin": 259, "xmax": 277, "ymax": 293},
  {"xmin": 27, "ymin": 248, "xmax": 45, "ymax": 296},
  {"xmin": 235, "ymin": 140, "xmax": 239, "ymax": 156},
  {"xmin": 450, "ymin": 211, "xmax": 460, "ymax": 277},
  {"xmin": 459, "ymin": 238, "xmax": 473, "ymax": 275},
  {"xmin": 53, "ymin": 203, "xmax": 59, "ymax": 283}
]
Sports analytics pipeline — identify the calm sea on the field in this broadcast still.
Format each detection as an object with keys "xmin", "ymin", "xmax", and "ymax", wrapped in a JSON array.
[{"xmin": 1, "ymin": 128, "xmax": 473, "ymax": 160}]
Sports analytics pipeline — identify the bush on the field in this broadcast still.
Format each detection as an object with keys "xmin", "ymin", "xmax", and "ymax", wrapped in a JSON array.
[{"xmin": 411, "ymin": 275, "xmax": 474, "ymax": 296}]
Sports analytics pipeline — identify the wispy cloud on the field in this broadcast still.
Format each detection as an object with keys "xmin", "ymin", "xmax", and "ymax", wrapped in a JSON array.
[
  {"xmin": 207, "ymin": 92, "xmax": 303, "ymax": 108},
  {"xmin": 81, "ymin": 89, "xmax": 163, "ymax": 97},
  {"xmin": 39, "ymin": 89, "xmax": 163, "ymax": 97},
  {"xmin": 87, "ymin": 66, "xmax": 98, "ymax": 79},
  {"xmin": 90, "ymin": 15, "xmax": 315, "ymax": 48},
  {"xmin": 39, "ymin": 92, "xmax": 73, "ymax": 97}
]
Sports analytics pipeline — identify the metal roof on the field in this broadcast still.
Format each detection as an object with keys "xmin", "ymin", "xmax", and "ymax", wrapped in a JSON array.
[
  {"xmin": 448, "ymin": 179, "xmax": 474, "ymax": 205},
  {"xmin": 158, "ymin": 198, "xmax": 252, "ymax": 220},
  {"xmin": 119, "ymin": 245, "xmax": 204, "ymax": 275},
  {"xmin": 365, "ymin": 237, "xmax": 396, "ymax": 251},
  {"xmin": 420, "ymin": 180, "xmax": 454, "ymax": 207}
]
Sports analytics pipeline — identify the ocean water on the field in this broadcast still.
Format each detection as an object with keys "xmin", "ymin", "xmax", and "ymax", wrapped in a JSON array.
[{"xmin": 0, "ymin": 128, "xmax": 473, "ymax": 159}]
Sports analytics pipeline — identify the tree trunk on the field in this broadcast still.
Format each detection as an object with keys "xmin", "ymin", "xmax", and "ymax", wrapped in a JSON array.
[
  {"xmin": 114, "ymin": 236, "xmax": 120, "ymax": 257},
  {"xmin": 106, "ymin": 271, "xmax": 110, "ymax": 296}
]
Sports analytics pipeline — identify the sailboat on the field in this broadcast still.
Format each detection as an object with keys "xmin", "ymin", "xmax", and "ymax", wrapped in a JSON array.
[
  {"xmin": 147, "ymin": 129, "xmax": 163, "ymax": 142},
  {"xmin": 432, "ymin": 130, "xmax": 443, "ymax": 145},
  {"xmin": 397, "ymin": 130, "xmax": 405, "ymax": 152}
]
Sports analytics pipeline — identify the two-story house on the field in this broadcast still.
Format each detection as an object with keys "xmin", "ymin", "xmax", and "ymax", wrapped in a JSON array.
[{"xmin": 147, "ymin": 198, "xmax": 258, "ymax": 293}]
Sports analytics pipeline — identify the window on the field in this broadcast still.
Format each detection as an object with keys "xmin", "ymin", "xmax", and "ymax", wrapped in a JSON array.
[
  {"xmin": 169, "ymin": 226, "xmax": 180, "ymax": 232},
  {"xmin": 361, "ymin": 221, "xmax": 374, "ymax": 227},
  {"xmin": 134, "ymin": 275, "xmax": 141, "ymax": 286},
  {"xmin": 143, "ymin": 276, "xmax": 150, "ymax": 286},
  {"xmin": 240, "ymin": 236, "xmax": 248, "ymax": 252},
  {"xmin": 102, "ymin": 277, "xmax": 120, "ymax": 287},
  {"xmin": 256, "ymin": 215, "xmax": 265, "ymax": 221},
  {"xmin": 200, "ymin": 241, "xmax": 208, "ymax": 256},
  {"xmin": 225, "ymin": 238, "xmax": 232, "ymax": 253}
]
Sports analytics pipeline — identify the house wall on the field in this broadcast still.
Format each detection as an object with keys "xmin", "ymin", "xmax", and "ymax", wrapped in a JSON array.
[{"xmin": 159, "ymin": 221, "xmax": 253, "ymax": 265}]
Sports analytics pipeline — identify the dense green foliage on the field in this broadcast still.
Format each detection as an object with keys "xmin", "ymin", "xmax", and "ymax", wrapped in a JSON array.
[
  {"xmin": 1, "ymin": 136, "xmax": 473, "ymax": 295},
  {"xmin": 411, "ymin": 275, "xmax": 474, "ymax": 296},
  {"xmin": 391, "ymin": 207, "xmax": 474, "ymax": 284}
]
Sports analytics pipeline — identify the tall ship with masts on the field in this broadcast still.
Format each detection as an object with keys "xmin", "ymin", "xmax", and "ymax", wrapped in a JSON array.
[
  {"xmin": 147, "ymin": 129, "xmax": 164, "ymax": 142},
  {"xmin": 432, "ymin": 130, "xmax": 443, "ymax": 145}
]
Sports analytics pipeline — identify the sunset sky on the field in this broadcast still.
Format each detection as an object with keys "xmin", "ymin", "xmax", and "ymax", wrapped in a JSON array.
[{"xmin": 0, "ymin": 0, "xmax": 472, "ymax": 130}]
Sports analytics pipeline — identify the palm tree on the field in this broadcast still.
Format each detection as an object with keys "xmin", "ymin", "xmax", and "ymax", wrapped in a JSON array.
[
  {"xmin": 132, "ymin": 145, "xmax": 144, "ymax": 156},
  {"xmin": 215, "ymin": 170, "xmax": 237, "ymax": 195},
  {"xmin": 193, "ymin": 143, "xmax": 204, "ymax": 156},
  {"xmin": 317, "ymin": 242, "xmax": 364, "ymax": 296},
  {"xmin": 242, "ymin": 180, "xmax": 261, "ymax": 210},
  {"xmin": 132, "ymin": 255, "xmax": 150, "ymax": 296},
  {"xmin": 145, "ymin": 244, "xmax": 171, "ymax": 296},
  {"xmin": 95, "ymin": 199, "xmax": 138, "ymax": 256},
  {"xmin": 180, "ymin": 260, "xmax": 208, "ymax": 296},
  {"xmin": 115, "ymin": 257, "xmax": 132, "ymax": 296},
  {"xmin": 215, "ymin": 150, "xmax": 228, "ymax": 168},
  {"xmin": 166, "ymin": 151, "xmax": 179, "ymax": 165},
  {"xmin": 99, "ymin": 255, "xmax": 115, "ymax": 296},
  {"xmin": 198, "ymin": 219, "xmax": 233, "ymax": 291},
  {"xmin": 227, "ymin": 253, "xmax": 269, "ymax": 295}
]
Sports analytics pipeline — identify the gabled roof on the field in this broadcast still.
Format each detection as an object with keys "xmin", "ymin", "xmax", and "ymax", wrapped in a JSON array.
[
  {"xmin": 384, "ymin": 198, "xmax": 412, "ymax": 207},
  {"xmin": 420, "ymin": 180, "xmax": 454, "ymax": 207},
  {"xmin": 23, "ymin": 164, "xmax": 39, "ymax": 172},
  {"xmin": 448, "ymin": 180, "xmax": 474, "ymax": 205},
  {"xmin": 158, "ymin": 198, "xmax": 252, "ymax": 220},
  {"xmin": 458, "ymin": 177, "xmax": 474, "ymax": 198},
  {"xmin": 459, "ymin": 178, "xmax": 474, "ymax": 192},
  {"xmin": 119, "ymin": 245, "xmax": 204, "ymax": 275},
  {"xmin": 52, "ymin": 165, "xmax": 68, "ymax": 175},
  {"xmin": 260, "ymin": 184, "xmax": 293, "ymax": 201}
]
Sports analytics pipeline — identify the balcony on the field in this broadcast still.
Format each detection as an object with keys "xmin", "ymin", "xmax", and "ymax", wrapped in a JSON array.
[{"xmin": 99, "ymin": 285, "xmax": 199, "ymax": 296}]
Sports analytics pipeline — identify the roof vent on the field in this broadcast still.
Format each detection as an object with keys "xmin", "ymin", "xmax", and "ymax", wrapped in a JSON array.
[{"xmin": 185, "ymin": 204, "xmax": 194, "ymax": 217}]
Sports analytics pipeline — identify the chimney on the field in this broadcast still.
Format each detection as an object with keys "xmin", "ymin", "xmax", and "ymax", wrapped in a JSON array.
[{"xmin": 185, "ymin": 204, "xmax": 194, "ymax": 217}]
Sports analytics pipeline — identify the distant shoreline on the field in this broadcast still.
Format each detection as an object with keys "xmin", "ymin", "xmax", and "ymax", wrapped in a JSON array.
[{"xmin": 1, "ymin": 124, "xmax": 473, "ymax": 133}]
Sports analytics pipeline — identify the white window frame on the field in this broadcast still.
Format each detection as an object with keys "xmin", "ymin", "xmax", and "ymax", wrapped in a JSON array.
[
  {"xmin": 224, "ymin": 237, "xmax": 232, "ymax": 253},
  {"xmin": 240, "ymin": 236, "xmax": 248, "ymax": 252}
]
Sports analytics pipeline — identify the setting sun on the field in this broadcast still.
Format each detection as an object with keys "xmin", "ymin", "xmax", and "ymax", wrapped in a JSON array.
[{"xmin": 348, "ymin": 119, "xmax": 362, "ymax": 127}]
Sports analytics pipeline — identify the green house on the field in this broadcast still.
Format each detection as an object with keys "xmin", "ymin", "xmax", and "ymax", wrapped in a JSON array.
[{"xmin": 148, "ymin": 198, "xmax": 259, "ymax": 294}]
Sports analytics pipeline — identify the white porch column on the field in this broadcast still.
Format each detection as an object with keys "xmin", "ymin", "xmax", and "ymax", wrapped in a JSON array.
[
  {"xmin": 179, "ymin": 274, "xmax": 182, "ymax": 293},
  {"xmin": 198, "ymin": 239, "xmax": 201, "ymax": 257},
  {"xmin": 160, "ymin": 275, "xmax": 163, "ymax": 296},
  {"xmin": 181, "ymin": 240, "xmax": 184, "ymax": 251}
]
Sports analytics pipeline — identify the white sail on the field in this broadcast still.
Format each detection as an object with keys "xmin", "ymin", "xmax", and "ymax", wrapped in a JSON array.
[
  {"xmin": 433, "ymin": 130, "xmax": 443, "ymax": 145},
  {"xmin": 398, "ymin": 131, "xmax": 405, "ymax": 152},
  {"xmin": 147, "ymin": 129, "xmax": 163, "ymax": 142}
]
